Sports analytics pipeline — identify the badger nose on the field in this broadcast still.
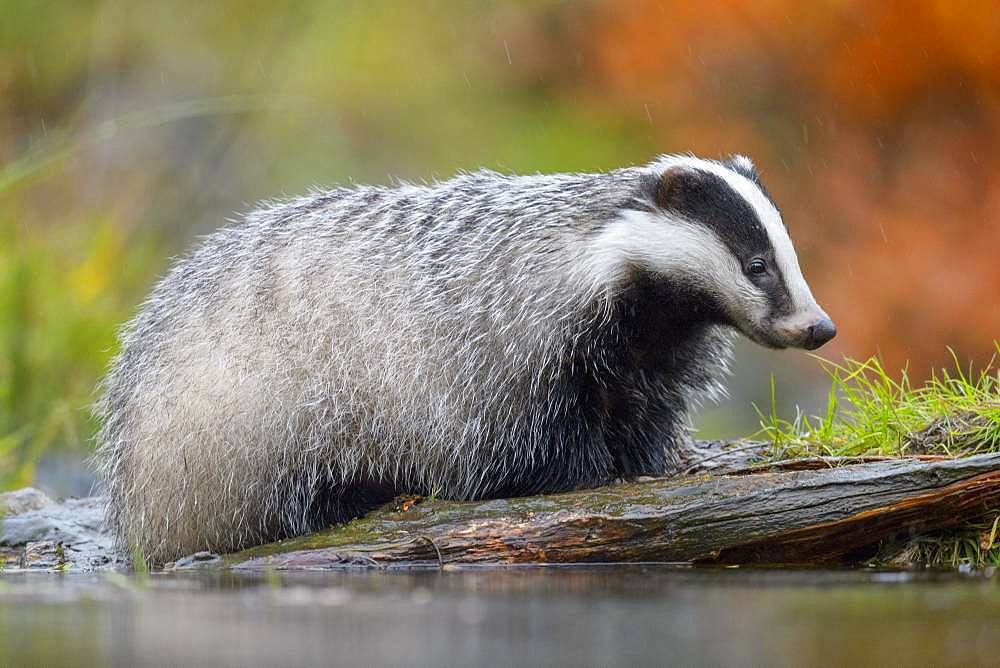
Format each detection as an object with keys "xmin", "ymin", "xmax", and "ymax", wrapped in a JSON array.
[{"xmin": 805, "ymin": 317, "xmax": 837, "ymax": 350}]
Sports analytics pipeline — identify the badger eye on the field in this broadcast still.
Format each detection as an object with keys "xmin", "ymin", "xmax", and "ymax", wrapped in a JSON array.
[{"xmin": 748, "ymin": 258, "xmax": 767, "ymax": 275}]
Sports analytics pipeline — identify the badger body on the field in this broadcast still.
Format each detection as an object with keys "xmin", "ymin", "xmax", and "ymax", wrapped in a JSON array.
[{"xmin": 95, "ymin": 155, "xmax": 834, "ymax": 564}]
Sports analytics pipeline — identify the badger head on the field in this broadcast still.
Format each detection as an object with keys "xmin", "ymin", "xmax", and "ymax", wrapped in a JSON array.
[{"xmin": 590, "ymin": 154, "xmax": 835, "ymax": 350}]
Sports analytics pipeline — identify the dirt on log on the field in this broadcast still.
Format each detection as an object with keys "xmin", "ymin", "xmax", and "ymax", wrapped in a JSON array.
[{"xmin": 221, "ymin": 452, "xmax": 1000, "ymax": 571}]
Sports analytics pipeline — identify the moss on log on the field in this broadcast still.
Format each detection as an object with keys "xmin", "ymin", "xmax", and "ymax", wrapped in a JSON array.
[{"xmin": 222, "ymin": 453, "xmax": 1000, "ymax": 571}]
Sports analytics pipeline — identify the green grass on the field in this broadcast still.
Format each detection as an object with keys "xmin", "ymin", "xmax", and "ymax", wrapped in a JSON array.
[
  {"xmin": 755, "ymin": 346, "xmax": 1000, "ymax": 460},
  {"xmin": 878, "ymin": 514, "xmax": 1000, "ymax": 570},
  {"xmin": 754, "ymin": 348, "xmax": 1000, "ymax": 569}
]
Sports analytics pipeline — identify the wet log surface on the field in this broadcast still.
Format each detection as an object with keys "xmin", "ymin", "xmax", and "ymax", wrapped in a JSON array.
[{"xmin": 225, "ymin": 452, "xmax": 1000, "ymax": 571}]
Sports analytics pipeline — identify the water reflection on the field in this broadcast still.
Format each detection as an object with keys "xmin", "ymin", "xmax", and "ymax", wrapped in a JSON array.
[{"xmin": 1, "ymin": 567, "xmax": 998, "ymax": 667}]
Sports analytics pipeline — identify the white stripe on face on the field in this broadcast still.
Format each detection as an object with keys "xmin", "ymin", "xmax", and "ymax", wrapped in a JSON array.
[{"xmin": 649, "ymin": 155, "xmax": 822, "ymax": 316}]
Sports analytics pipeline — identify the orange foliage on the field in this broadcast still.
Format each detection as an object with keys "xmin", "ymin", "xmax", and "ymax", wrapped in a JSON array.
[{"xmin": 566, "ymin": 0, "xmax": 1000, "ymax": 376}]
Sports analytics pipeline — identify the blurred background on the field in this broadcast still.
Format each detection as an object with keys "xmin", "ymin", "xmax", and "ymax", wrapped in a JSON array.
[{"xmin": 1, "ymin": 0, "xmax": 998, "ymax": 495}]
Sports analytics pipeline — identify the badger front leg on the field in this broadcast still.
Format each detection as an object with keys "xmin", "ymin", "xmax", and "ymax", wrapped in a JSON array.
[
  {"xmin": 610, "ymin": 428, "xmax": 769, "ymax": 481},
  {"xmin": 665, "ymin": 432, "xmax": 770, "ymax": 475}
]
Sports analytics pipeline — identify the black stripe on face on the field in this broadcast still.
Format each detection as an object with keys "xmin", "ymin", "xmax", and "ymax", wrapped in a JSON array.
[{"xmin": 650, "ymin": 166, "xmax": 794, "ymax": 319}]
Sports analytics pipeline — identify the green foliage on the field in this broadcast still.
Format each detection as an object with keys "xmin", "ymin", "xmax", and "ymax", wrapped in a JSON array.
[
  {"xmin": 755, "ymin": 347, "xmax": 1000, "ymax": 460},
  {"xmin": 0, "ymin": 202, "xmax": 165, "ymax": 488}
]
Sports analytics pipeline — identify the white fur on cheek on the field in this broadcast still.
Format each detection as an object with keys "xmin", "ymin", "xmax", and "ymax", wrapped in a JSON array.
[{"xmin": 581, "ymin": 210, "xmax": 768, "ymax": 321}]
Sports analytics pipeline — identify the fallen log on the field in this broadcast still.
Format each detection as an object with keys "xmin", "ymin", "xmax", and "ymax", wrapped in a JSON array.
[{"xmin": 224, "ymin": 452, "xmax": 1000, "ymax": 571}]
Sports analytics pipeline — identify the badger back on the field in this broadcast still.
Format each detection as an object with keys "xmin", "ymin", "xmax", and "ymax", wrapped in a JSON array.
[{"xmin": 94, "ymin": 166, "xmax": 648, "ymax": 546}]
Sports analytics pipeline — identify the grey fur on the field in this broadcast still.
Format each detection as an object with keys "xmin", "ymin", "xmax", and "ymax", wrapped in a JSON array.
[{"xmin": 94, "ymin": 155, "xmax": 822, "ymax": 565}]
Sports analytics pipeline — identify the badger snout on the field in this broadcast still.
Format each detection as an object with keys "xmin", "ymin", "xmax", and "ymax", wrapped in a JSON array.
[
  {"xmin": 804, "ymin": 316, "xmax": 836, "ymax": 350},
  {"xmin": 765, "ymin": 311, "xmax": 836, "ymax": 350}
]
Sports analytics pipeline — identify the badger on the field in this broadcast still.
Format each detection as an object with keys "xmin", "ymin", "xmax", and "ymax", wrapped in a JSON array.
[{"xmin": 94, "ymin": 154, "xmax": 835, "ymax": 564}]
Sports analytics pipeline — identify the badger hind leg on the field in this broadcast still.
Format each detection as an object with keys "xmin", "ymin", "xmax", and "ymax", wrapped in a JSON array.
[{"xmin": 298, "ymin": 479, "xmax": 398, "ymax": 534}]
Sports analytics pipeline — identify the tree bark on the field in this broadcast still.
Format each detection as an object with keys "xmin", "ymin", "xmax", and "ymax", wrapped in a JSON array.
[{"xmin": 222, "ymin": 452, "xmax": 1000, "ymax": 571}]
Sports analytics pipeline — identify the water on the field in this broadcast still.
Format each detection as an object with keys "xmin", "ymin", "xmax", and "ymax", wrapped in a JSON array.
[{"xmin": 2, "ymin": 567, "xmax": 998, "ymax": 667}]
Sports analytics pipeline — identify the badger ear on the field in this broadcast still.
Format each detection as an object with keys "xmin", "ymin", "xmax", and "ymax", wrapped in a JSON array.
[
  {"xmin": 653, "ymin": 165, "xmax": 717, "ymax": 211},
  {"xmin": 654, "ymin": 165, "xmax": 701, "ymax": 211}
]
